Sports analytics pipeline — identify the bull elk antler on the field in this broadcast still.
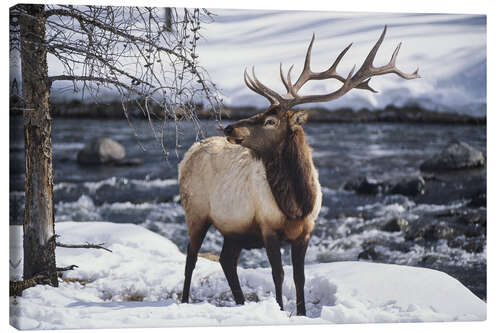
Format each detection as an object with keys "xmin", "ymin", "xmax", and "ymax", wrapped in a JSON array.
[{"xmin": 244, "ymin": 26, "xmax": 420, "ymax": 109}]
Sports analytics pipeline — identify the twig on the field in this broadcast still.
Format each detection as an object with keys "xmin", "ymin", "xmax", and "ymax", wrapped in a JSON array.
[
  {"xmin": 57, "ymin": 265, "xmax": 79, "ymax": 271},
  {"xmin": 56, "ymin": 241, "xmax": 112, "ymax": 253},
  {"xmin": 48, "ymin": 75, "xmax": 145, "ymax": 97}
]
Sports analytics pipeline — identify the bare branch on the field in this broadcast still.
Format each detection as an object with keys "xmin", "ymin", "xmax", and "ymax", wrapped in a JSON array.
[
  {"xmin": 49, "ymin": 75, "xmax": 144, "ymax": 96},
  {"xmin": 45, "ymin": 7, "xmax": 193, "ymax": 67},
  {"xmin": 47, "ymin": 43, "xmax": 155, "ymax": 88},
  {"xmin": 56, "ymin": 241, "xmax": 112, "ymax": 253},
  {"xmin": 11, "ymin": 5, "xmax": 222, "ymax": 156},
  {"xmin": 57, "ymin": 265, "xmax": 79, "ymax": 271}
]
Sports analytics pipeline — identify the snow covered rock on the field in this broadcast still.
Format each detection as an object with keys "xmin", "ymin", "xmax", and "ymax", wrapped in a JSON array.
[
  {"xmin": 420, "ymin": 140, "xmax": 485, "ymax": 172},
  {"xmin": 77, "ymin": 138, "xmax": 125, "ymax": 165},
  {"xmin": 9, "ymin": 222, "xmax": 486, "ymax": 329}
]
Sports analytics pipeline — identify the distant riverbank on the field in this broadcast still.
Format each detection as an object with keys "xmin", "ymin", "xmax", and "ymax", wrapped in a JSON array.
[{"xmin": 10, "ymin": 97, "xmax": 486, "ymax": 125}]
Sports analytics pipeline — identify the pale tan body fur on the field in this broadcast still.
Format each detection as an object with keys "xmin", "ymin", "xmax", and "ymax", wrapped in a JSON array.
[{"xmin": 179, "ymin": 136, "xmax": 322, "ymax": 240}]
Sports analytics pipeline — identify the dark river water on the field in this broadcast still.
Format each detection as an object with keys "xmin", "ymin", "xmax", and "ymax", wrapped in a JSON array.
[{"xmin": 9, "ymin": 116, "xmax": 487, "ymax": 300}]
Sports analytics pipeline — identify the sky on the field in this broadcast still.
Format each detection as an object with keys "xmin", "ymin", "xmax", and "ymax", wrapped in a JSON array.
[{"xmin": 10, "ymin": 7, "xmax": 486, "ymax": 116}]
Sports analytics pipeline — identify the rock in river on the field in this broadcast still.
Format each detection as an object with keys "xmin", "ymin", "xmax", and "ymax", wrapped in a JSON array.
[
  {"xmin": 382, "ymin": 217, "xmax": 409, "ymax": 232},
  {"xmin": 423, "ymin": 224, "xmax": 456, "ymax": 241},
  {"xmin": 344, "ymin": 177, "xmax": 384, "ymax": 195},
  {"xmin": 390, "ymin": 176, "xmax": 426, "ymax": 196},
  {"xmin": 77, "ymin": 137, "xmax": 126, "ymax": 165},
  {"xmin": 358, "ymin": 247, "xmax": 379, "ymax": 260},
  {"xmin": 420, "ymin": 140, "xmax": 485, "ymax": 172}
]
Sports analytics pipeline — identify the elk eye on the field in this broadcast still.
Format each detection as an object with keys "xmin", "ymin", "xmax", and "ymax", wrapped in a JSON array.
[{"xmin": 264, "ymin": 118, "xmax": 277, "ymax": 126}]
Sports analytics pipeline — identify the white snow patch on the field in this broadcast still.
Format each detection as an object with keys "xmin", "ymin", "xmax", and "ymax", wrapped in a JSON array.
[{"xmin": 10, "ymin": 222, "xmax": 485, "ymax": 329}]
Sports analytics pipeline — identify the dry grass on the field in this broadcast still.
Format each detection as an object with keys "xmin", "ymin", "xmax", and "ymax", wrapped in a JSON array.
[
  {"xmin": 198, "ymin": 252, "xmax": 219, "ymax": 262},
  {"xmin": 122, "ymin": 294, "xmax": 145, "ymax": 302},
  {"xmin": 61, "ymin": 277, "xmax": 92, "ymax": 286}
]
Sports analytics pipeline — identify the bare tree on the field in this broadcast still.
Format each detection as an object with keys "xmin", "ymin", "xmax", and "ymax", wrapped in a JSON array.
[{"xmin": 9, "ymin": 4, "xmax": 221, "ymax": 292}]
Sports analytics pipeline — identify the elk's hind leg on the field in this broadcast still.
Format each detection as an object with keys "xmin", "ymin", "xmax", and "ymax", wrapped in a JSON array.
[
  {"xmin": 291, "ymin": 236, "xmax": 310, "ymax": 316},
  {"xmin": 220, "ymin": 237, "xmax": 244, "ymax": 305},
  {"xmin": 263, "ymin": 232, "xmax": 284, "ymax": 310},
  {"xmin": 181, "ymin": 220, "xmax": 210, "ymax": 303}
]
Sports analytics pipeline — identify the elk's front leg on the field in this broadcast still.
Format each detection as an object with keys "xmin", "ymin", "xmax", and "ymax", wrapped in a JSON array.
[
  {"xmin": 220, "ymin": 237, "xmax": 245, "ymax": 305},
  {"xmin": 263, "ymin": 233, "xmax": 284, "ymax": 310},
  {"xmin": 182, "ymin": 221, "xmax": 210, "ymax": 303},
  {"xmin": 291, "ymin": 236, "xmax": 309, "ymax": 316}
]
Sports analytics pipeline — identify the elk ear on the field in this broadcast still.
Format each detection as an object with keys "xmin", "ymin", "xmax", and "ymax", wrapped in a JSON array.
[{"xmin": 289, "ymin": 111, "xmax": 308, "ymax": 131}]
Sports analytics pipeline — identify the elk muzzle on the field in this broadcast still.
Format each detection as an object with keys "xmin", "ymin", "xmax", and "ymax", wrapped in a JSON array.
[{"xmin": 224, "ymin": 124, "xmax": 250, "ymax": 145}]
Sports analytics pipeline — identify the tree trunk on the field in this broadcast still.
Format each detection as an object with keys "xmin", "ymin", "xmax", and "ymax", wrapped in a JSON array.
[{"xmin": 19, "ymin": 4, "xmax": 58, "ymax": 287}]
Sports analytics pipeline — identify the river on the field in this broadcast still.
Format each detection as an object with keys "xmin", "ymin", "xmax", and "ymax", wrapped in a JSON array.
[{"xmin": 9, "ymin": 116, "xmax": 486, "ymax": 300}]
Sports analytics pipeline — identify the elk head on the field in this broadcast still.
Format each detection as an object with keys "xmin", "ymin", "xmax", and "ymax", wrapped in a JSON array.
[{"xmin": 224, "ymin": 26, "xmax": 420, "ymax": 156}]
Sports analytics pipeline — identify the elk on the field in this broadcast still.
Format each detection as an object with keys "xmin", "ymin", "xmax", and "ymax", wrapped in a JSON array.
[{"xmin": 179, "ymin": 26, "xmax": 419, "ymax": 316}]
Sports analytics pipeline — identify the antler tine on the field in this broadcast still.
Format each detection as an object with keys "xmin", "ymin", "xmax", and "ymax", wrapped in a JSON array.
[
  {"xmin": 292, "ymin": 34, "xmax": 352, "ymax": 92},
  {"xmin": 304, "ymin": 34, "xmax": 314, "ymax": 69},
  {"xmin": 244, "ymin": 69, "xmax": 260, "ymax": 94},
  {"xmin": 251, "ymin": 67, "xmax": 283, "ymax": 103},
  {"xmin": 294, "ymin": 39, "xmax": 376, "ymax": 93},
  {"xmin": 356, "ymin": 25, "xmax": 387, "ymax": 77},
  {"xmin": 354, "ymin": 26, "xmax": 420, "ymax": 81},
  {"xmin": 357, "ymin": 78, "xmax": 378, "ymax": 93},
  {"xmin": 244, "ymin": 68, "xmax": 279, "ymax": 105},
  {"xmin": 383, "ymin": 41, "xmax": 420, "ymax": 79},
  {"xmin": 390, "ymin": 42, "xmax": 402, "ymax": 65},
  {"xmin": 280, "ymin": 63, "xmax": 295, "ymax": 95},
  {"xmin": 325, "ymin": 42, "xmax": 353, "ymax": 77},
  {"xmin": 346, "ymin": 64, "xmax": 356, "ymax": 81},
  {"xmin": 384, "ymin": 42, "xmax": 421, "ymax": 80},
  {"xmin": 287, "ymin": 66, "xmax": 298, "ymax": 98},
  {"xmin": 287, "ymin": 64, "xmax": 357, "ymax": 107},
  {"xmin": 293, "ymin": 34, "xmax": 315, "ymax": 92}
]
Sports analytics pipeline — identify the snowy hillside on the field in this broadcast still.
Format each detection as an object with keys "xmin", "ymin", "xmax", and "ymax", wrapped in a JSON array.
[
  {"xmin": 10, "ymin": 222, "xmax": 485, "ymax": 329},
  {"xmin": 196, "ymin": 9, "xmax": 486, "ymax": 115},
  {"xmin": 11, "ymin": 8, "xmax": 484, "ymax": 115}
]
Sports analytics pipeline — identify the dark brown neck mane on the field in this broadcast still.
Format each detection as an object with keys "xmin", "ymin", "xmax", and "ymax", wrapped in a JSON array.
[{"xmin": 261, "ymin": 128, "xmax": 317, "ymax": 220}]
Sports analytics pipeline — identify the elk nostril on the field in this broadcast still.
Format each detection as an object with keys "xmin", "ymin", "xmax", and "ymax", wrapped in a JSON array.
[{"xmin": 224, "ymin": 125, "xmax": 233, "ymax": 136}]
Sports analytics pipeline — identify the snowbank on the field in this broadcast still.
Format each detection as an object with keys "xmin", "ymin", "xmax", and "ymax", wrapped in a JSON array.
[{"xmin": 9, "ymin": 222, "xmax": 485, "ymax": 329}]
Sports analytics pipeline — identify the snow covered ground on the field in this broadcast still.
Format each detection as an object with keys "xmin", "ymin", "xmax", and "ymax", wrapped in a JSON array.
[{"xmin": 9, "ymin": 221, "xmax": 485, "ymax": 330}]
